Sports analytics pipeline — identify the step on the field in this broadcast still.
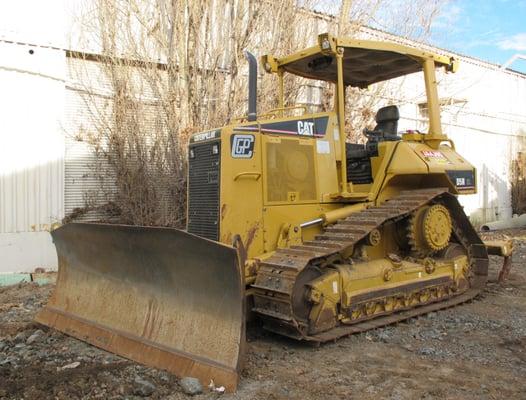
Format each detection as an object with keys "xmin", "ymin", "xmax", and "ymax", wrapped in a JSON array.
[
  {"xmin": 291, "ymin": 244, "xmax": 334, "ymax": 253},
  {"xmin": 303, "ymin": 240, "xmax": 344, "ymax": 249}
]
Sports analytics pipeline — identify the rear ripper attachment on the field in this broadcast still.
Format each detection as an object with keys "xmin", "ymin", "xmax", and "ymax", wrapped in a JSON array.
[{"xmin": 252, "ymin": 189, "xmax": 488, "ymax": 342}]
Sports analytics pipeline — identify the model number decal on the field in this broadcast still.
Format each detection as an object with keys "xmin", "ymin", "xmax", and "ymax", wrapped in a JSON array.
[
  {"xmin": 231, "ymin": 134, "xmax": 255, "ymax": 158},
  {"xmin": 446, "ymin": 170, "xmax": 475, "ymax": 189}
]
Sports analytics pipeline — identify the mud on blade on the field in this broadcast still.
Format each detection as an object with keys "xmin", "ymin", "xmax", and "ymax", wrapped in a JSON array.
[{"xmin": 36, "ymin": 223, "xmax": 245, "ymax": 392}]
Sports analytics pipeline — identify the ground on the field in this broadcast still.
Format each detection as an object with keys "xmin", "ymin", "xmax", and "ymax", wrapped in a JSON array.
[{"xmin": 0, "ymin": 230, "xmax": 525, "ymax": 400}]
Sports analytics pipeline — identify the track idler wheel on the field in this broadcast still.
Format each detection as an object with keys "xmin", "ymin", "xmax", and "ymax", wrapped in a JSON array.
[{"xmin": 407, "ymin": 204, "xmax": 452, "ymax": 257}]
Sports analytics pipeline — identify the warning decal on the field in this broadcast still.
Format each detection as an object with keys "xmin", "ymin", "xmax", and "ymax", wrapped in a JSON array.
[{"xmin": 421, "ymin": 150, "xmax": 451, "ymax": 164}]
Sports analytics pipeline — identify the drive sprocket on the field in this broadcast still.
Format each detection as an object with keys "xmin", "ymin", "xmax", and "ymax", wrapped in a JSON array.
[{"xmin": 407, "ymin": 203, "xmax": 452, "ymax": 256}]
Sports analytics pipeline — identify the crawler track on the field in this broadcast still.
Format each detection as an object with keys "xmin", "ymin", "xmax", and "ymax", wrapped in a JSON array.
[{"xmin": 252, "ymin": 188, "xmax": 489, "ymax": 342}]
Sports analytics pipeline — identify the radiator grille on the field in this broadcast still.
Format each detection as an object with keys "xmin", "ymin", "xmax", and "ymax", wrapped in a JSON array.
[{"xmin": 187, "ymin": 140, "xmax": 221, "ymax": 240}]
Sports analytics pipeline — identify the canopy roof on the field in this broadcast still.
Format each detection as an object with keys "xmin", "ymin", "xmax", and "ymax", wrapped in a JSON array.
[{"xmin": 263, "ymin": 34, "xmax": 457, "ymax": 88}]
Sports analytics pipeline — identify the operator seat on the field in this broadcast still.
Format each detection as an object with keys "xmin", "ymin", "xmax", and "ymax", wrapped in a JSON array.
[
  {"xmin": 345, "ymin": 105, "xmax": 400, "ymax": 184},
  {"xmin": 364, "ymin": 105, "xmax": 400, "ymax": 142}
]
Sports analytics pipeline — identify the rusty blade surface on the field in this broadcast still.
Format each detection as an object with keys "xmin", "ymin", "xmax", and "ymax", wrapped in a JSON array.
[{"xmin": 36, "ymin": 223, "xmax": 245, "ymax": 392}]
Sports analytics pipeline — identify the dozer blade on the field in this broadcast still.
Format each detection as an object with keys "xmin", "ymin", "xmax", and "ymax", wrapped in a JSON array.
[{"xmin": 36, "ymin": 223, "xmax": 245, "ymax": 392}]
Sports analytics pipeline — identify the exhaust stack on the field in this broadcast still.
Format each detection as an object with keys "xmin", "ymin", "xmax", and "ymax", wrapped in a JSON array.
[{"xmin": 244, "ymin": 50, "xmax": 257, "ymax": 121}]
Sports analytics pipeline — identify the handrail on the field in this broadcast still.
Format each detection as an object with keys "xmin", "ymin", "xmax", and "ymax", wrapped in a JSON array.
[
  {"xmin": 258, "ymin": 105, "xmax": 307, "ymax": 119},
  {"xmin": 232, "ymin": 105, "xmax": 308, "ymax": 123}
]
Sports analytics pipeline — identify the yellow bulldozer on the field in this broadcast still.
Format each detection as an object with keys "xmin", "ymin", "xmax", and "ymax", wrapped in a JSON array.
[{"xmin": 37, "ymin": 33, "xmax": 511, "ymax": 391}]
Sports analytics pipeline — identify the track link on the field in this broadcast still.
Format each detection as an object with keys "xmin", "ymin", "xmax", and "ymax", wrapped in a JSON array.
[{"xmin": 252, "ymin": 188, "xmax": 489, "ymax": 342}]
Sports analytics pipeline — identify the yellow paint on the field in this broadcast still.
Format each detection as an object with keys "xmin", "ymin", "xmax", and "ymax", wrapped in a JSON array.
[
  {"xmin": 212, "ymin": 117, "xmax": 475, "ymax": 266},
  {"xmin": 191, "ymin": 33, "xmax": 475, "ymax": 287}
]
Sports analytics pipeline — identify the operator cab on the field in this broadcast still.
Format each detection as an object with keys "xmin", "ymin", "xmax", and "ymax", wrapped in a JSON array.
[
  {"xmin": 346, "ymin": 105, "xmax": 400, "ymax": 184},
  {"xmin": 262, "ymin": 33, "xmax": 457, "ymax": 195}
]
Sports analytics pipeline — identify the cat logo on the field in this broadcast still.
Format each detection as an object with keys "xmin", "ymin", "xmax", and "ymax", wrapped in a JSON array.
[
  {"xmin": 297, "ymin": 120, "xmax": 314, "ymax": 136},
  {"xmin": 231, "ymin": 134, "xmax": 255, "ymax": 158}
]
